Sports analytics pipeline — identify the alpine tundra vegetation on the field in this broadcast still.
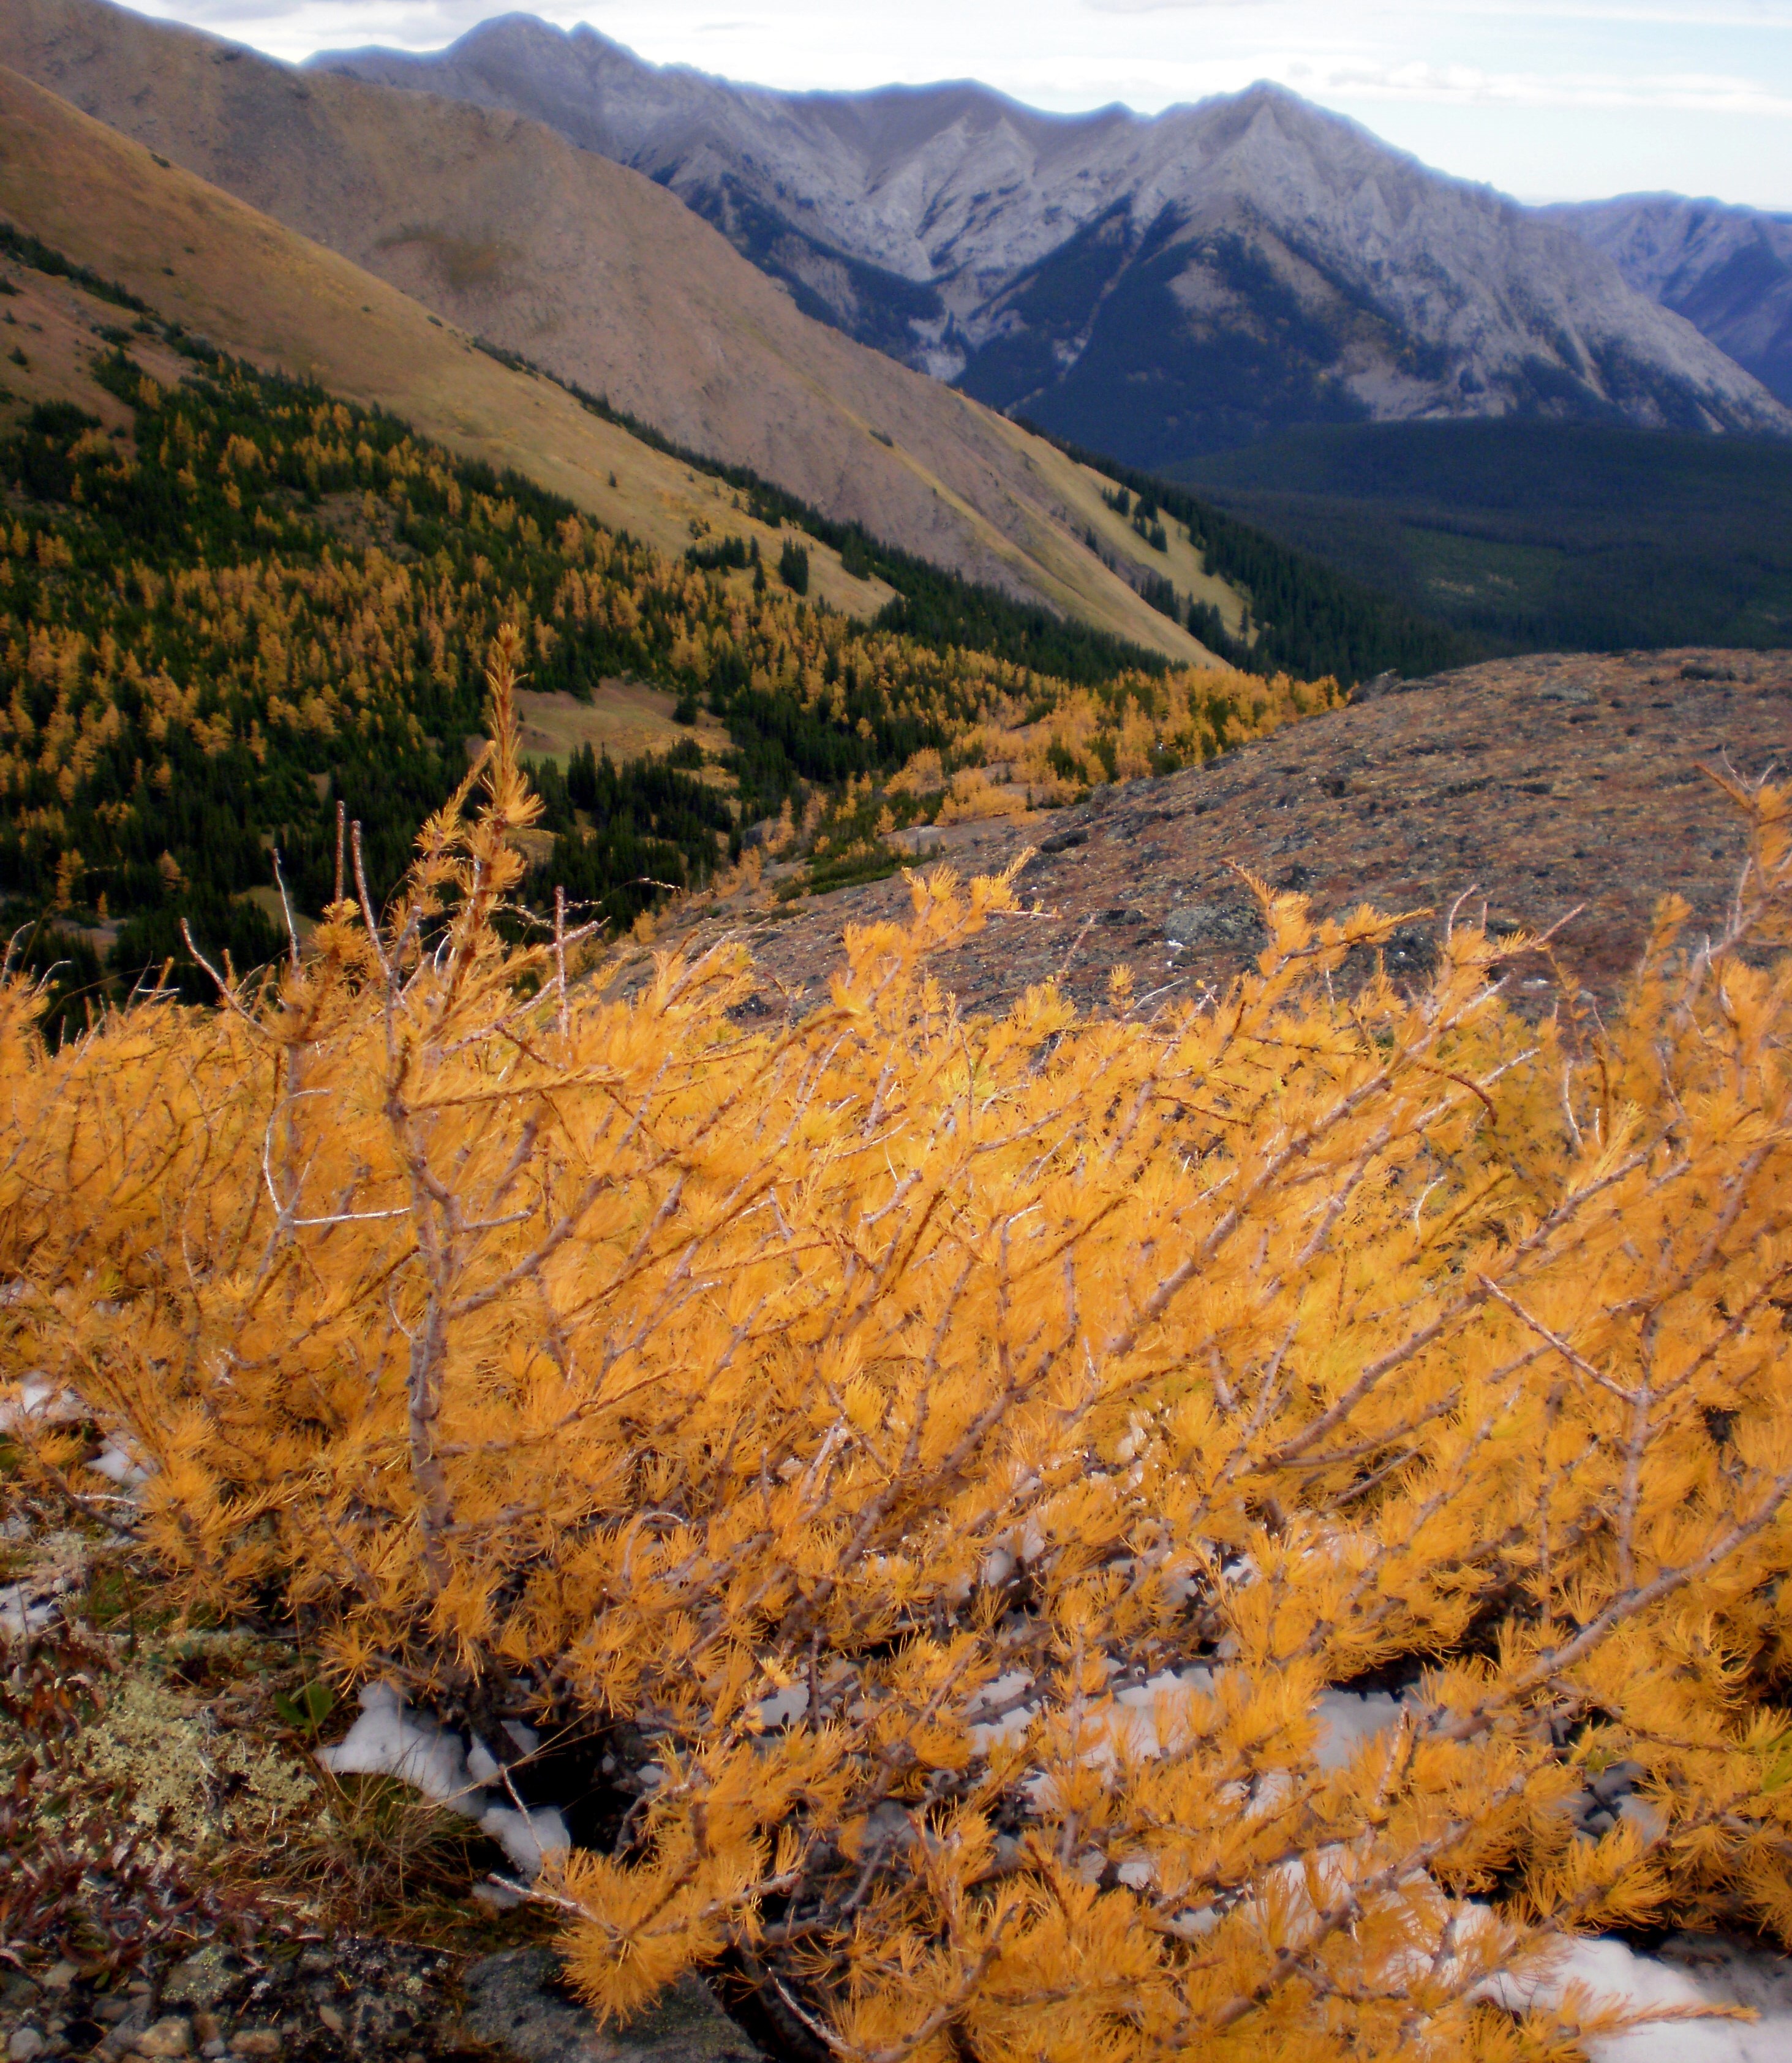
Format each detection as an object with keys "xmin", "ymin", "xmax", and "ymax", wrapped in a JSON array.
[{"xmin": 1, "ymin": 1, "xmax": 1791, "ymax": 2051}]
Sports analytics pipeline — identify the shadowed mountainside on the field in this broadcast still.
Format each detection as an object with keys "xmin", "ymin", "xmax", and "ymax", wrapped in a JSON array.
[
  {"xmin": 1172, "ymin": 417, "xmax": 1792, "ymax": 655},
  {"xmin": 1545, "ymin": 195, "xmax": 1792, "ymax": 411}
]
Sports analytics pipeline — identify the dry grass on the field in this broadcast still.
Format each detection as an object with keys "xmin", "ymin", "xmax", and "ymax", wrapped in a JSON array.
[
  {"xmin": 266, "ymin": 1772, "xmax": 503, "ymax": 1934},
  {"xmin": 512, "ymin": 684, "xmax": 732, "ymax": 775},
  {"xmin": 0, "ymin": 268, "xmax": 179, "ymax": 444}
]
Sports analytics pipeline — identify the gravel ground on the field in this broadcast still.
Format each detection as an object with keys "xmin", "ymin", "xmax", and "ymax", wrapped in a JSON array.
[
  {"xmin": 0, "ymin": 1945, "xmax": 762, "ymax": 2063},
  {"xmin": 642, "ymin": 646, "xmax": 1790, "ymax": 1023}
]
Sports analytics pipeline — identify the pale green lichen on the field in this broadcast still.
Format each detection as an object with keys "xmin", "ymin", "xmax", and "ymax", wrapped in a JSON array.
[{"xmin": 78, "ymin": 1669, "xmax": 316, "ymax": 1852}]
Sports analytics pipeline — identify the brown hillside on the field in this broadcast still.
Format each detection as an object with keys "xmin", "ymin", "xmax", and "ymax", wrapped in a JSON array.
[
  {"xmin": 642, "ymin": 647, "xmax": 1792, "ymax": 1018},
  {"xmin": 0, "ymin": 67, "xmax": 892, "ymax": 614},
  {"xmin": 0, "ymin": 0, "xmax": 1232, "ymax": 663}
]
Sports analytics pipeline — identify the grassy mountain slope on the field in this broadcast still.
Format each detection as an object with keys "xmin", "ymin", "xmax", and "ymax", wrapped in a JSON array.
[
  {"xmin": 1172, "ymin": 419, "xmax": 1792, "ymax": 655},
  {"xmin": 0, "ymin": 64, "xmax": 895, "ymax": 617},
  {"xmin": 0, "ymin": 67, "xmax": 1249, "ymax": 697},
  {"xmin": 1014, "ymin": 428, "xmax": 1474, "ymax": 682},
  {"xmin": 0, "ymin": 0, "xmax": 1233, "ymax": 668}
]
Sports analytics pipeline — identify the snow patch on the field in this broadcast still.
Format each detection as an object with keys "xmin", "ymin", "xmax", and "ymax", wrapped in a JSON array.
[
  {"xmin": 0, "ymin": 1375, "xmax": 85, "ymax": 1434},
  {"xmin": 1500, "ymin": 1933, "xmax": 1792, "ymax": 2062},
  {"xmin": 317, "ymin": 1683, "xmax": 485, "ymax": 1810},
  {"xmin": 316, "ymin": 1684, "xmax": 570, "ymax": 1881},
  {"xmin": 88, "ymin": 1438, "xmax": 154, "ymax": 1490},
  {"xmin": 1314, "ymin": 1688, "xmax": 1404, "ymax": 1771},
  {"xmin": 478, "ymin": 1802, "xmax": 570, "ymax": 1877}
]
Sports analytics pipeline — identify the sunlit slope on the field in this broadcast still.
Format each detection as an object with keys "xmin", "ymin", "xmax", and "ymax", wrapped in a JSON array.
[
  {"xmin": 0, "ymin": 0, "xmax": 1233, "ymax": 664},
  {"xmin": 0, "ymin": 67, "xmax": 902, "ymax": 615}
]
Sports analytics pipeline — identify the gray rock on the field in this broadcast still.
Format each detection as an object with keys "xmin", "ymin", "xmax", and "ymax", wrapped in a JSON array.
[
  {"xmin": 1164, "ymin": 899, "xmax": 1266, "ymax": 953},
  {"xmin": 461, "ymin": 1951, "xmax": 761, "ymax": 2063},
  {"xmin": 1381, "ymin": 924, "xmax": 1439, "ymax": 977},
  {"xmin": 162, "ymin": 1947, "xmax": 239, "ymax": 2012}
]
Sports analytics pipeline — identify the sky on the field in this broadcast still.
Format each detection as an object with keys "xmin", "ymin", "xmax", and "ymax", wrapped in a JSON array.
[{"xmin": 124, "ymin": 0, "xmax": 1792, "ymax": 208}]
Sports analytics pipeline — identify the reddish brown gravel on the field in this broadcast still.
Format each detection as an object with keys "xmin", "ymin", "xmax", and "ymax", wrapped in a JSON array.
[{"xmin": 633, "ymin": 647, "xmax": 1790, "ymax": 1022}]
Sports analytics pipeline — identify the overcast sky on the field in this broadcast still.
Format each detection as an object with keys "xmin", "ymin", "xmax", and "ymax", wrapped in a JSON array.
[{"xmin": 124, "ymin": 0, "xmax": 1792, "ymax": 208}]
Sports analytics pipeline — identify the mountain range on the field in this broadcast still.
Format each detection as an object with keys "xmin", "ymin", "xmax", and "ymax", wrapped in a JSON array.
[
  {"xmin": 312, "ymin": 14, "xmax": 1792, "ymax": 468},
  {"xmin": 0, "ymin": 0, "xmax": 1242, "ymax": 661},
  {"xmin": 1543, "ymin": 195, "xmax": 1792, "ymax": 413},
  {"xmin": 4, "ymin": 0, "xmax": 1790, "ymax": 667}
]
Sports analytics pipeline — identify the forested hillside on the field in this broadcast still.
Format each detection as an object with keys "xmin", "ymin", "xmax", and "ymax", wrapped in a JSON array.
[
  {"xmin": 471, "ymin": 336, "xmax": 1457, "ymax": 687},
  {"xmin": 1175, "ymin": 419, "xmax": 1792, "ymax": 655},
  {"xmin": 1015, "ymin": 426, "xmax": 1472, "ymax": 681},
  {"xmin": 0, "ymin": 252, "xmax": 1327, "ymax": 1033}
]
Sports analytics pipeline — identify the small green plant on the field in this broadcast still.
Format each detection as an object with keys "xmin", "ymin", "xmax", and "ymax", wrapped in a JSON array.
[{"xmin": 273, "ymin": 1680, "xmax": 337, "ymax": 1737}]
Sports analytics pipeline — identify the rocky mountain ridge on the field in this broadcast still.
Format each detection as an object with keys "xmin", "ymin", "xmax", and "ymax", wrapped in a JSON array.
[
  {"xmin": 1543, "ymin": 195, "xmax": 1792, "ymax": 408},
  {"xmin": 646, "ymin": 646, "xmax": 1791, "ymax": 1024},
  {"xmin": 313, "ymin": 14, "xmax": 1792, "ymax": 465}
]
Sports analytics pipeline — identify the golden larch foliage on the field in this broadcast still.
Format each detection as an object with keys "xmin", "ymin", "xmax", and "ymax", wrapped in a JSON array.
[{"xmin": 2, "ymin": 637, "xmax": 1790, "ymax": 2061}]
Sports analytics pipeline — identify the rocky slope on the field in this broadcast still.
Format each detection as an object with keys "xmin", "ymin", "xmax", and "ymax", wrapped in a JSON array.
[
  {"xmin": 1545, "ymin": 195, "xmax": 1792, "ymax": 409},
  {"xmin": 0, "ymin": 0, "xmax": 1226, "ymax": 663},
  {"xmin": 641, "ymin": 648, "xmax": 1792, "ymax": 1024},
  {"xmin": 312, "ymin": 15, "xmax": 1792, "ymax": 465}
]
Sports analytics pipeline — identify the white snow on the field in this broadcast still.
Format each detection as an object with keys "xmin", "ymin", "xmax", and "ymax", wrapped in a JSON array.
[
  {"xmin": 757, "ymin": 1682, "xmax": 810, "ymax": 1729},
  {"xmin": 1497, "ymin": 1934, "xmax": 1792, "ymax": 2062},
  {"xmin": 317, "ymin": 1683, "xmax": 485, "ymax": 1809},
  {"xmin": 0, "ymin": 1375, "xmax": 85, "ymax": 1434},
  {"xmin": 478, "ymin": 1802, "xmax": 571, "ymax": 1877},
  {"xmin": 307, "ymin": 1678, "xmax": 1792, "ymax": 2054},
  {"xmin": 1314, "ymin": 1688, "xmax": 1404, "ymax": 1771},
  {"xmin": 315, "ymin": 1684, "xmax": 570, "ymax": 1880},
  {"xmin": 0, "ymin": 1377, "xmax": 154, "ymax": 1492},
  {"xmin": 88, "ymin": 1438, "xmax": 154, "ymax": 1490},
  {"xmin": 962, "ymin": 1668, "xmax": 1408, "ymax": 1774}
]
